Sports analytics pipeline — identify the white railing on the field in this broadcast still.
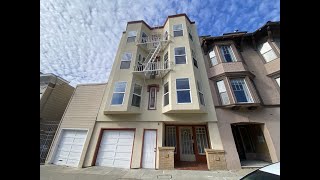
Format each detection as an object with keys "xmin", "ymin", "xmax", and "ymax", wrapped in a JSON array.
[
  {"xmin": 134, "ymin": 61, "xmax": 170, "ymax": 72},
  {"xmin": 139, "ymin": 33, "xmax": 171, "ymax": 44}
]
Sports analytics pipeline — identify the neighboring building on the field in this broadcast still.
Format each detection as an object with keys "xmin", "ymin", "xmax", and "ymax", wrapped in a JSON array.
[
  {"xmin": 46, "ymin": 14, "xmax": 227, "ymax": 170},
  {"xmin": 40, "ymin": 73, "xmax": 74, "ymax": 164},
  {"xmin": 200, "ymin": 21, "xmax": 280, "ymax": 169}
]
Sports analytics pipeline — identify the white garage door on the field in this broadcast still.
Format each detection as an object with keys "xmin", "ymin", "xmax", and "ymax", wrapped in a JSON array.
[
  {"xmin": 53, "ymin": 130, "xmax": 87, "ymax": 167},
  {"xmin": 95, "ymin": 130, "xmax": 134, "ymax": 168}
]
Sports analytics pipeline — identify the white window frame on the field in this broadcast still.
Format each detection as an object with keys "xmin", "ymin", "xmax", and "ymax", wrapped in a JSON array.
[
  {"xmin": 197, "ymin": 80, "xmax": 205, "ymax": 106},
  {"xmin": 174, "ymin": 47, "xmax": 187, "ymax": 64},
  {"xmin": 258, "ymin": 41, "xmax": 278, "ymax": 63},
  {"xmin": 163, "ymin": 82, "xmax": 169, "ymax": 107},
  {"xmin": 131, "ymin": 83, "xmax": 142, "ymax": 107},
  {"xmin": 220, "ymin": 45, "xmax": 237, "ymax": 62},
  {"xmin": 173, "ymin": 24, "xmax": 183, "ymax": 37},
  {"xmin": 230, "ymin": 78, "xmax": 254, "ymax": 103},
  {"xmin": 120, "ymin": 52, "xmax": 132, "ymax": 69},
  {"xmin": 209, "ymin": 48, "xmax": 218, "ymax": 66},
  {"xmin": 111, "ymin": 81, "xmax": 127, "ymax": 105},
  {"xmin": 127, "ymin": 31, "xmax": 137, "ymax": 43},
  {"xmin": 216, "ymin": 80, "xmax": 230, "ymax": 105},
  {"xmin": 176, "ymin": 78, "xmax": 192, "ymax": 104}
]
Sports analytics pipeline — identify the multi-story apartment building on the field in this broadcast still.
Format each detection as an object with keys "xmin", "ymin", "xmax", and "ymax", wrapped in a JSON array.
[
  {"xmin": 45, "ymin": 14, "xmax": 228, "ymax": 170},
  {"xmin": 40, "ymin": 73, "xmax": 74, "ymax": 164},
  {"xmin": 200, "ymin": 21, "xmax": 280, "ymax": 169}
]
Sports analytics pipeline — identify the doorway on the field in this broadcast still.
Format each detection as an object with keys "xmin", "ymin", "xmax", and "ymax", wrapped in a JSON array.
[{"xmin": 231, "ymin": 123, "xmax": 272, "ymax": 166}]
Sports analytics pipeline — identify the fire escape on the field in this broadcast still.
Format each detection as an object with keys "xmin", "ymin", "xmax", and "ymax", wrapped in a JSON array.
[{"xmin": 133, "ymin": 31, "xmax": 173, "ymax": 79}]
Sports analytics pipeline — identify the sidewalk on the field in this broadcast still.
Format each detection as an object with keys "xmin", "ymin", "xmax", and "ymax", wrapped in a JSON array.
[{"xmin": 40, "ymin": 165, "xmax": 256, "ymax": 180}]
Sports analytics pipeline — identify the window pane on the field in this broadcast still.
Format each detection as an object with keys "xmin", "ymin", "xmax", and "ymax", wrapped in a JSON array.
[
  {"xmin": 111, "ymin": 93, "xmax": 124, "ymax": 105},
  {"xmin": 174, "ymin": 30, "xmax": 183, "ymax": 37},
  {"xmin": 275, "ymin": 77, "xmax": 280, "ymax": 87},
  {"xmin": 176, "ymin": 78, "xmax": 190, "ymax": 89},
  {"xmin": 175, "ymin": 56, "xmax": 186, "ymax": 64},
  {"xmin": 231, "ymin": 79, "xmax": 253, "ymax": 103},
  {"xmin": 166, "ymin": 126, "xmax": 177, "ymax": 152},
  {"xmin": 149, "ymin": 87, "xmax": 156, "ymax": 109},
  {"xmin": 164, "ymin": 94, "xmax": 169, "ymax": 106},
  {"xmin": 216, "ymin": 80, "xmax": 227, "ymax": 92},
  {"xmin": 196, "ymin": 127, "xmax": 208, "ymax": 154},
  {"xmin": 199, "ymin": 92, "xmax": 205, "ymax": 105},
  {"xmin": 177, "ymin": 90, "xmax": 191, "ymax": 103},
  {"xmin": 127, "ymin": 37, "xmax": 135, "ymax": 43},
  {"xmin": 189, "ymin": 33, "xmax": 193, "ymax": 41},
  {"xmin": 210, "ymin": 57, "xmax": 218, "ymax": 66},
  {"xmin": 173, "ymin": 24, "xmax": 182, "ymax": 31},
  {"xmin": 120, "ymin": 61, "xmax": 131, "ymax": 69},
  {"xmin": 164, "ymin": 83, "xmax": 169, "ymax": 93},
  {"xmin": 193, "ymin": 58, "xmax": 198, "ymax": 68},
  {"xmin": 220, "ymin": 46, "xmax": 236, "ymax": 62},
  {"xmin": 220, "ymin": 92, "xmax": 230, "ymax": 105},
  {"xmin": 128, "ymin": 31, "xmax": 137, "ymax": 37},
  {"xmin": 174, "ymin": 47, "xmax": 186, "ymax": 55},
  {"xmin": 259, "ymin": 42, "xmax": 272, "ymax": 54},
  {"xmin": 133, "ymin": 84, "xmax": 142, "ymax": 95},
  {"xmin": 209, "ymin": 49, "xmax": 216, "ymax": 58},
  {"xmin": 131, "ymin": 94, "xmax": 141, "ymax": 107},
  {"xmin": 114, "ymin": 82, "xmax": 126, "ymax": 92},
  {"xmin": 263, "ymin": 50, "xmax": 277, "ymax": 62},
  {"xmin": 122, "ymin": 53, "xmax": 132, "ymax": 61}
]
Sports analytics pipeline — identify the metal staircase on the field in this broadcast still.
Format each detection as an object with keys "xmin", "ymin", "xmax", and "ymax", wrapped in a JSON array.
[{"xmin": 134, "ymin": 32, "xmax": 173, "ymax": 79}]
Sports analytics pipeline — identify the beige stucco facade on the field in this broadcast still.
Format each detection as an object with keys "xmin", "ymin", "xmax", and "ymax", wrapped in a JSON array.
[{"xmin": 46, "ymin": 14, "xmax": 226, "ymax": 170}]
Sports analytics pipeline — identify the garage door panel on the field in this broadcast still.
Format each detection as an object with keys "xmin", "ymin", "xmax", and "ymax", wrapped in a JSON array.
[
  {"xmin": 58, "ymin": 144, "xmax": 72, "ymax": 150},
  {"xmin": 118, "ymin": 138, "xmax": 134, "ymax": 144},
  {"xmin": 116, "ymin": 145, "xmax": 133, "ymax": 152},
  {"xmin": 53, "ymin": 130, "xmax": 87, "ymax": 167},
  {"xmin": 99, "ymin": 144, "xmax": 117, "ymax": 150},
  {"xmin": 119, "ymin": 131, "xmax": 134, "ymax": 138},
  {"xmin": 96, "ymin": 158, "xmax": 113, "ymax": 166},
  {"xmin": 103, "ymin": 131, "xmax": 119, "ymax": 138},
  {"xmin": 68, "ymin": 152, "xmax": 82, "ymax": 159},
  {"xmin": 66, "ymin": 159, "xmax": 79, "ymax": 166},
  {"xmin": 113, "ymin": 159, "xmax": 130, "ymax": 168},
  {"xmin": 114, "ymin": 152, "xmax": 131, "ymax": 159},
  {"xmin": 95, "ymin": 130, "xmax": 134, "ymax": 168},
  {"xmin": 97, "ymin": 151, "xmax": 115, "ymax": 159},
  {"xmin": 100, "ymin": 138, "xmax": 118, "ymax": 145},
  {"xmin": 73, "ymin": 138, "xmax": 85, "ymax": 144}
]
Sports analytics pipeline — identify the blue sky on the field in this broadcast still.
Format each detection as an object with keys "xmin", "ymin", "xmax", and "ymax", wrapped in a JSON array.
[{"xmin": 40, "ymin": 0, "xmax": 280, "ymax": 86}]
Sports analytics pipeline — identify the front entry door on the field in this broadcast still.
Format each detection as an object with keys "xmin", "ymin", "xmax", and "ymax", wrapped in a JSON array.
[
  {"xmin": 142, "ymin": 130, "xmax": 157, "ymax": 168},
  {"xmin": 179, "ymin": 127, "xmax": 196, "ymax": 161}
]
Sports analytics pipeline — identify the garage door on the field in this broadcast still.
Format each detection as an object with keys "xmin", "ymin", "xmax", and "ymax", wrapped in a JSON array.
[
  {"xmin": 95, "ymin": 130, "xmax": 134, "ymax": 168},
  {"xmin": 53, "ymin": 130, "xmax": 87, "ymax": 167}
]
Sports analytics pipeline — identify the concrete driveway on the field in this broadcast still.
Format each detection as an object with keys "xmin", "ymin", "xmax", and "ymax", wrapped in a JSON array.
[{"xmin": 40, "ymin": 165, "xmax": 256, "ymax": 180}]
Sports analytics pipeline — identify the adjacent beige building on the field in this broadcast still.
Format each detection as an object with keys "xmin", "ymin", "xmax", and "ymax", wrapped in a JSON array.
[
  {"xmin": 201, "ymin": 21, "xmax": 280, "ymax": 169},
  {"xmin": 46, "ymin": 14, "xmax": 227, "ymax": 170},
  {"xmin": 40, "ymin": 73, "xmax": 74, "ymax": 164}
]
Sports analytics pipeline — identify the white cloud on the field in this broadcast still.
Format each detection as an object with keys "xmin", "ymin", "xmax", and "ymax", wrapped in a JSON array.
[{"xmin": 40, "ymin": 0, "xmax": 280, "ymax": 86}]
